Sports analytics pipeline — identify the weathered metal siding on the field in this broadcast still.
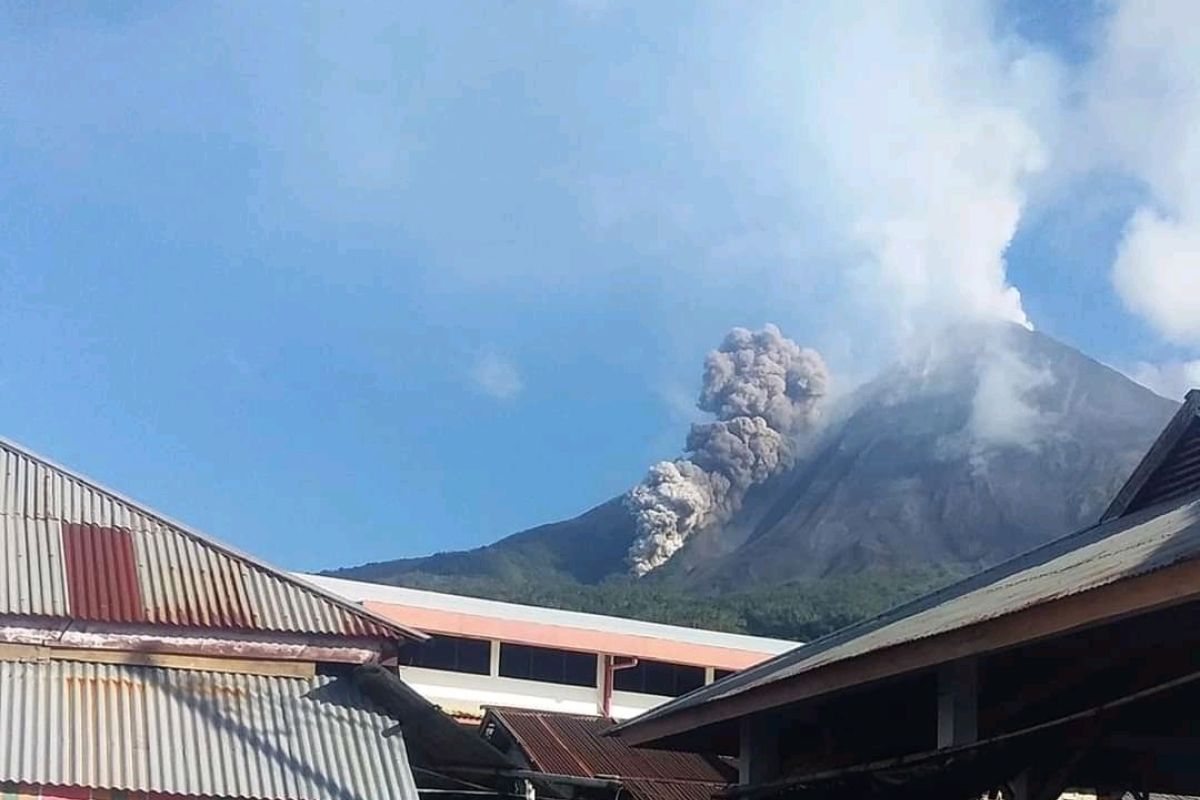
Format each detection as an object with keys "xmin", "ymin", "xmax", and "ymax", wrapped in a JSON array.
[
  {"xmin": 549, "ymin": 713, "xmax": 728, "ymax": 783},
  {"xmin": 130, "ymin": 516, "xmax": 253, "ymax": 629},
  {"xmin": 501, "ymin": 710, "xmax": 590, "ymax": 776},
  {"xmin": 1, "ymin": 447, "xmax": 69, "ymax": 618},
  {"xmin": 1128, "ymin": 418, "xmax": 1200, "ymax": 514},
  {"xmin": 491, "ymin": 709, "xmax": 731, "ymax": 800},
  {"xmin": 0, "ymin": 659, "xmax": 418, "ymax": 800},
  {"xmin": 0, "ymin": 441, "xmax": 402, "ymax": 639}
]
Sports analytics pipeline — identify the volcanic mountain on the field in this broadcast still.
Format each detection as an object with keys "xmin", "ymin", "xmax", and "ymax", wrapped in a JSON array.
[{"xmin": 330, "ymin": 326, "xmax": 1177, "ymax": 609}]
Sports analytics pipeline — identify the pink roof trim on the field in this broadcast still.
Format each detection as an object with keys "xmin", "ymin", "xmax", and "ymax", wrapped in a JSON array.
[{"xmin": 365, "ymin": 601, "xmax": 775, "ymax": 670}]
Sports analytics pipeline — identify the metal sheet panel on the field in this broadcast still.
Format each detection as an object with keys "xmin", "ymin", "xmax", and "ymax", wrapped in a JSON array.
[
  {"xmin": 621, "ymin": 777, "xmax": 723, "ymax": 800},
  {"xmin": 499, "ymin": 711, "xmax": 590, "ymax": 777},
  {"xmin": 0, "ymin": 439, "xmax": 414, "ymax": 640},
  {"xmin": 62, "ymin": 523, "xmax": 145, "ymax": 623},
  {"xmin": 0, "ymin": 659, "xmax": 418, "ymax": 800},
  {"xmin": 1129, "ymin": 419, "xmax": 1200, "ymax": 513},
  {"xmin": 549, "ymin": 714, "xmax": 729, "ymax": 783},
  {"xmin": 489, "ymin": 708, "xmax": 731, "ymax": 800}
]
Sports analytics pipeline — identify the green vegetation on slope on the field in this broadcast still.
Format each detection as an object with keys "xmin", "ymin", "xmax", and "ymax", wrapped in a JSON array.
[{"xmin": 380, "ymin": 567, "xmax": 963, "ymax": 642}]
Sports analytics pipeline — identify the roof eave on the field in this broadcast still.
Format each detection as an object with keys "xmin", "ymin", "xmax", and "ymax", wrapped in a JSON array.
[{"xmin": 613, "ymin": 549, "xmax": 1200, "ymax": 746}]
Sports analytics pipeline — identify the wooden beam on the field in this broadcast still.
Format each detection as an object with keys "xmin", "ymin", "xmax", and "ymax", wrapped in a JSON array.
[
  {"xmin": 739, "ymin": 715, "xmax": 782, "ymax": 786},
  {"xmin": 938, "ymin": 658, "xmax": 978, "ymax": 748},
  {"xmin": 48, "ymin": 647, "xmax": 316, "ymax": 677},
  {"xmin": 0, "ymin": 621, "xmax": 379, "ymax": 664},
  {"xmin": 0, "ymin": 643, "xmax": 41, "ymax": 661},
  {"xmin": 620, "ymin": 554, "xmax": 1200, "ymax": 746},
  {"xmin": 0, "ymin": 642, "xmax": 315, "ymax": 678}
]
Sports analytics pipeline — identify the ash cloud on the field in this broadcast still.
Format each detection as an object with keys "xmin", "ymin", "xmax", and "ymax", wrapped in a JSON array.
[{"xmin": 626, "ymin": 325, "xmax": 828, "ymax": 576}]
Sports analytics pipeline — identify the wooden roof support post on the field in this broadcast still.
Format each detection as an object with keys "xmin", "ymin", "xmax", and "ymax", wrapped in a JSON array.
[
  {"xmin": 938, "ymin": 658, "xmax": 978, "ymax": 749},
  {"xmin": 739, "ymin": 714, "xmax": 781, "ymax": 786}
]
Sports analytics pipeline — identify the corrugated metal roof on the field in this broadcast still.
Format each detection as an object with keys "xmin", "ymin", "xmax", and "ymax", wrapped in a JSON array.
[
  {"xmin": 1127, "ymin": 417, "xmax": 1200, "ymax": 515},
  {"xmin": 0, "ymin": 658, "xmax": 418, "ymax": 800},
  {"xmin": 1104, "ymin": 389, "xmax": 1200, "ymax": 522},
  {"xmin": 0, "ymin": 438, "xmax": 421, "ymax": 641},
  {"xmin": 485, "ymin": 708, "xmax": 731, "ymax": 800},
  {"xmin": 619, "ymin": 486, "xmax": 1200, "ymax": 733}
]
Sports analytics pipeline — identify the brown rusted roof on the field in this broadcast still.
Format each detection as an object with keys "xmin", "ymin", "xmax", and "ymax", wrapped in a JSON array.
[
  {"xmin": 0, "ymin": 436, "xmax": 423, "ymax": 642},
  {"xmin": 482, "ymin": 708, "xmax": 732, "ymax": 800}
]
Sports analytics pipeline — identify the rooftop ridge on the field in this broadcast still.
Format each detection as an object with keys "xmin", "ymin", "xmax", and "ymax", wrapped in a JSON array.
[{"xmin": 0, "ymin": 434, "xmax": 425, "ymax": 641}]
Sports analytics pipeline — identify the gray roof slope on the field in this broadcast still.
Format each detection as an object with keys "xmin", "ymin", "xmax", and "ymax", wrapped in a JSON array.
[
  {"xmin": 0, "ymin": 434, "xmax": 424, "ymax": 642},
  {"xmin": 616, "ymin": 486, "xmax": 1200, "ymax": 733}
]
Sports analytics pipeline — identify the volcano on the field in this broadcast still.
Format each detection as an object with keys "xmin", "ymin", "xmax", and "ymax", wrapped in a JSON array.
[{"xmin": 330, "ymin": 326, "xmax": 1177, "ymax": 607}]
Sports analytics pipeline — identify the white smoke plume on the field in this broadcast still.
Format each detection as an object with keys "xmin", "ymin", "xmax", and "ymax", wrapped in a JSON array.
[
  {"xmin": 969, "ymin": 337, "xmax": 1054, "ymax": 449},
  {"xmin": 722, "ymin": 2, "xmax": 1061, "ymax": 449},
  {"xmin": 626, "ymin": 325, "xmax": 828, "ymax": 576},
  {"xmin": 1085, "ymin": 1, "xmax": 1200, "ymax": 349},
  {"xmin": 1128, "ymin": 359, "xmax": 1200, "ymax": 403},
  {"xmin": 739, "ymin": 2, "xmax": 1054, "ymax": 344}
]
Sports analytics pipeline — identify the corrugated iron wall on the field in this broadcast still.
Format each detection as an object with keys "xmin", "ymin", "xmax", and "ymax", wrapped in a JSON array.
[
  {"xmin": 1129, "ymin": 418, "xmax": 1200, "ymax": 514},
  {"xmin": 0, "ymin": 443, "xmax": 393, "ymax": 638},
  {"xmin": 0, "ymin": 660, "xmax": 418, "ymax": 800}
]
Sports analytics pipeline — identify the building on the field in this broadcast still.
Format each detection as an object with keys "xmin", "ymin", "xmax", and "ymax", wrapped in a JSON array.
[
  {"xmin": 305, "ymin": 575, "xmax": 796, "ymax": 721},
  {"xmin": 0, "ymin": 435, "xmax": 493, "ymax": 800},
  {"xmin": 482, "ymin": 707, "xmax": 735, "ymax": 800},
  {"xmin": 613, "ymin": 390, "xmax": 1200, "ymax": 800}
]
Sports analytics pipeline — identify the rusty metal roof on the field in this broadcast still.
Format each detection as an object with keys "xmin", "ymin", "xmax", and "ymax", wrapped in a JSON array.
[
  {"xmin": 0, "ymin": 437, "xmax": 423, "ymax": 641},
  {"xmin": 484, "ymin": 708, "xmax": 732, "ymax": 800},
  {"xmin": 616, "ymin": 483, "xmax": 1200, "ymax": 738},
  {"xmin": 0, "ymin": 658, "xmax": 418, "ymax": 800}
]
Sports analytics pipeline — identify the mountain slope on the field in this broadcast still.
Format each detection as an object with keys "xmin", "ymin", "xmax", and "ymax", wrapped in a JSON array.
[{"xmin": 330, "ymin": 327, "xmax": 1178, "ymax": 596}]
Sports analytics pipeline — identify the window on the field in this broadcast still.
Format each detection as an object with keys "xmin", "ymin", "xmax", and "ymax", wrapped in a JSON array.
[
  {"xmin": 400, "ymin": 634, "xmax": 491, "ymax": 675},
  {"xmin": 713, "ymin": 668, "xmax": 736, "ymax": 681},
  {"xmin": 613, "ymin": 659, "xmax": 706, "ymax": 697},
  {"xmin": 499, "ymin": 644, "xmax": 597, "ymax": 687}
]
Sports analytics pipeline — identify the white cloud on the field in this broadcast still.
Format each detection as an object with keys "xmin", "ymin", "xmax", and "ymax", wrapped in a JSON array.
[
  {"xmin": 1087, "ymin": 1, "xmax": 1200, "ymax": 345},
  {"xmin": 471, "ymin": 352, "xmax": 523, "ymax": 401},
  {"xmin": 738, "ymin": 1, "xmax": 1057, "ymax": 348},
  {"xmin": 1127, "ymin": 359, "xmax": 1200, "ymax": 402},
  {"xmin": 970, "ymin": 338, "xmax": 1055, "ymax": 448},
  {"xmin": 705, "ymin": 1, "xmax": 1064, "ymax": 448},
  {"xmin": 1112, "ymin": 211, "xmax": 1200, "ymax": 343}
]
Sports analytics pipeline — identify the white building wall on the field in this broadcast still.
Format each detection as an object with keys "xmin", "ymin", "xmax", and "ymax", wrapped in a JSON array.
[{"xmin": 399, "ymin": 664, "xmax": 671, "ymax": 720}]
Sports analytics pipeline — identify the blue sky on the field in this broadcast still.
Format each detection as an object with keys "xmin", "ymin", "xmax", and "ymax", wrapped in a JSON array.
[{"xmin": 2, "ymin": 1, "xmax": 1198, "ymax": 569}]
